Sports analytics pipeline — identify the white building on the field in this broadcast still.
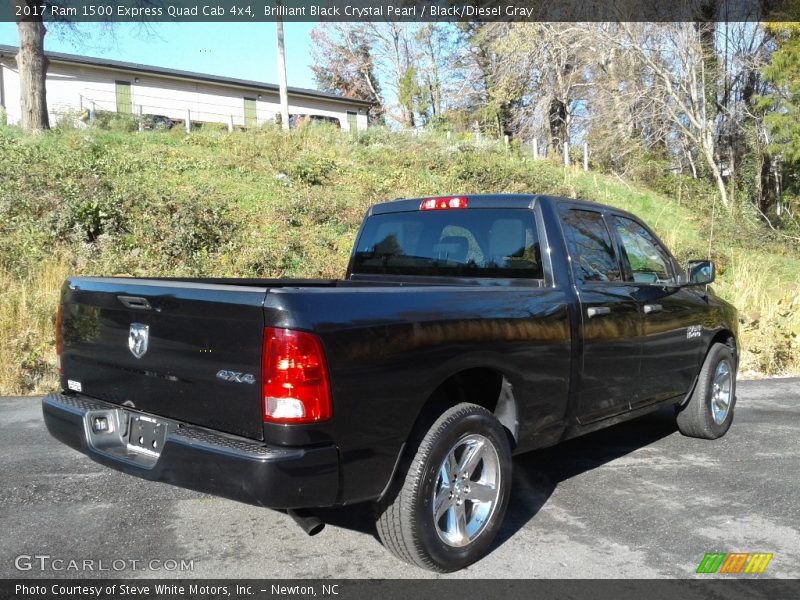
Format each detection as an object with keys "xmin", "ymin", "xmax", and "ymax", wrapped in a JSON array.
[{"xmin": 0, "ymin": 44, "xmax": 370, "ymax": 131}]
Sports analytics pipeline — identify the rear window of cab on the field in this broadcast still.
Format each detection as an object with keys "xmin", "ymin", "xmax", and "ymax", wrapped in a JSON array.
[{"xmin": 353, "ymin": 209, "xmax": 543, "ymax": 279}]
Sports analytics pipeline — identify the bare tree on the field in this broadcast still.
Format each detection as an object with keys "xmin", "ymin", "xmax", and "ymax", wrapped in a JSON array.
[
  {"xmin": 482, "ymin": 23, "xmax": 594, "ymax": 146},
  {"xmin": 450, "ymin": 22, "xmax": 519, "ymax": 137},
  {"xmin": 580, "ymin": 23, "xmax": 668, "ymax": 170},
  {"xmin": 360, "ymin": 23, "xmax": 418, "ymax": 127},
  {"xmin": 312, "ymin": 23, "xmax": 417, "ymax": 126},
  {"xmin": 311, "ymin": 23, "xmax": 384, "ymax": 123},
  {"xmin": 412, "ymin": 24, "xmax": 460, "ymax": 123},
  {"xmin": 603, "ymin": 23, "xmax": 731, "ymax": 207},
  {"xmin": 312, "ymin": 23, "xmax": 462, "ymax": 129}
]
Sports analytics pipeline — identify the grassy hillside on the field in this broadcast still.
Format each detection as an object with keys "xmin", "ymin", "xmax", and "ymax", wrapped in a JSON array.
[{"xmin": 1, "ymin": 125, "xmax": 798, "ymax": 394}]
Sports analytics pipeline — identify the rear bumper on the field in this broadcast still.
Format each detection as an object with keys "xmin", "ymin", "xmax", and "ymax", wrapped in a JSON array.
[{"xmin": 42, "ymin": 392, "xmax": 340, "ymax": 509}]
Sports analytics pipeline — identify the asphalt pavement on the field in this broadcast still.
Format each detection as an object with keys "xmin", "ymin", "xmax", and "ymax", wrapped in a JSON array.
[{"xmin": 1, "ymin": 378, "xmax": 798, "ymax": 579}]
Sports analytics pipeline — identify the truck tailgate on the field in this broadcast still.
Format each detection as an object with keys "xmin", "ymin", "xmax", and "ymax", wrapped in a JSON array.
[{"xmin": 59, "ymin": 277, "xmax": 267, "ymax": 440}]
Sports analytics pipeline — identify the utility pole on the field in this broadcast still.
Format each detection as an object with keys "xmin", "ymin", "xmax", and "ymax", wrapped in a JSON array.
[{"xmin": 275, "ymin": 1, "xmax": 290, "ymax": 131}]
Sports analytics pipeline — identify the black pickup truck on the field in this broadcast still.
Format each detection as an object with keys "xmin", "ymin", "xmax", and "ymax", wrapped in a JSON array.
[{"xmin": 43, "ymin": 194, "xmax": 738, "ymax": 571}]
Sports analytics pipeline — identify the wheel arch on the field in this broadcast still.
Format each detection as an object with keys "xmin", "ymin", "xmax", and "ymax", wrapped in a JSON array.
[
  {"xmin": 432, "ymin": 367, "xmax": 519, "ymax": 448},
  {"xmin": 415, "ymin": 367, "xmax": 520, "ymax": 447},
  {"xmin": 679, "ymin": 328, "xmax": 738, "ymax": 407},
  {"xmin": 709, "ymin": 328, "xmax": 738, "ymax": 368},
  {"xmin": 376, "ymin": 366, "xmax": 520, "ymax": 502}
]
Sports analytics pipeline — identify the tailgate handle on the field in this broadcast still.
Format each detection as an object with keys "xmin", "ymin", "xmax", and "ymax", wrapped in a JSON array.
[{"xmin": 118, "ymin": 296, "xmax": 152, "ymax": 310}]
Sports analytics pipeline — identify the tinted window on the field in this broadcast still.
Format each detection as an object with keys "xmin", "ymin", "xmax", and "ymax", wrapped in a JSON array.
[
  {"xmin": 612, "ymin": 216, "xmax": 676, "ymax": 285},
  {"xmin": 561, "ymin": 209, "xmax": 621, "ymax": 284},
  {"xmin": 353, "ymin": 209, "xmax": 543, "ymax": 279}
]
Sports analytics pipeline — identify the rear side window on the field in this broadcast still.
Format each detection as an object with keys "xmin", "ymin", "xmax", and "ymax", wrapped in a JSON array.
[
  {"xmin": 561, "ymin": 209, "xmax": 622, "ymax": 284},
  {"xmin": 352, "ymin": 209, "xmax": 543, "ymax": 279}
]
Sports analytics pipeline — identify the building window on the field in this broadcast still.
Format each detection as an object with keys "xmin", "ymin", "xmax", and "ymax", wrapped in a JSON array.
[
  {"xmin": 115, "ymin": 81, "xmax": 132, "ymax": 114},
  {"xmin": 347, "ymin": 110, "xmax": 358, "ymax": 131},
  {"xmin": 244, "ymin": 97, "xmax": 257, "ymax": 127}
]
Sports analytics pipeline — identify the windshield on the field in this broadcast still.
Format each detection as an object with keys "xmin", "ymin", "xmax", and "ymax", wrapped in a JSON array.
[{"xmin": 352, "ymin": 209, "xmax": 543, "ymax": 279}]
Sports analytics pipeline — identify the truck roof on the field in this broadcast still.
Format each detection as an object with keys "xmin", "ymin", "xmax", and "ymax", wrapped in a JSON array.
[{"xmin": 369, "ymin": 194, "xmax": 623, "ymax": 216}]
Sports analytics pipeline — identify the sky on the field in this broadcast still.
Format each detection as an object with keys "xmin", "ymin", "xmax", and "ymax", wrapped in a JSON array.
[{"xmin": 0, "ymin": 22, "xmax": 319, "ymax": 89}]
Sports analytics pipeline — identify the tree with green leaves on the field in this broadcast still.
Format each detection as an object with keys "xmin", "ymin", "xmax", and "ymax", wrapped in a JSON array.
[{"xmin": 758, "ymin": 23, "xmax": 800, "ymax": 216}]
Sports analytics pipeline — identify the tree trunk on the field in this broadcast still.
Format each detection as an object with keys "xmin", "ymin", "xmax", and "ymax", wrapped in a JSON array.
[
  {"xmin": 549, "ymin": 98, "xmax": 567, "ymax": 156},
  {"xmin": 702, "ymin": 143, "xmax": 729, "ymax": 208},
  {"xmin": 758, "ymin": 153, "xmax": 774, "ymax": 215},
  {"xmin": 686, "ymin": 148, "xmax": 698, "ymax": 179},
  {"xmin": 14, "ymin": 6, "xmax": 49, "ymax": 132}
]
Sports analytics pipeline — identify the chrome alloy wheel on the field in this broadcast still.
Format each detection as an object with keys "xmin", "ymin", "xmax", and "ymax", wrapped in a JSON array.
[
  {"xmin": 710, "ymin": 359, "xmax": 733, "ymax": 425},
  {"xmin": 432, "ymin": 433, "xmax": 501, "ymax": 548}
]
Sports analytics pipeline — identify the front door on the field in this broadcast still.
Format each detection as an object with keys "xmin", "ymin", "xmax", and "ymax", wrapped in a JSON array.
[
  {"xmin": 609, "ymin": 214, "xmax": 704, "ymax": 405},
  {"xmin": 560, "ymin": 207, "xmax": 642, "ymax": 423},
  {"xmin": 243, "ymin": 97, "xmax": 257, "ymax": 127},
  {"xmin": 115, "ymin": 81, "xmax": 132, "ymax": 114}
]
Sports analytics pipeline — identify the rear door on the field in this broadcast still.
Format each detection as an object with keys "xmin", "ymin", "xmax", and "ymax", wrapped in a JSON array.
[
  {"xmin": 60, "ymin": 278, "xmax": 267, "ymax": 439},
  {"xmin": 560, "ymin": 207, "xmax": 642, "ymax": 423},
  {"xmin": 608, "ymin": 214, "xmax": 704, "ymax": 405}
]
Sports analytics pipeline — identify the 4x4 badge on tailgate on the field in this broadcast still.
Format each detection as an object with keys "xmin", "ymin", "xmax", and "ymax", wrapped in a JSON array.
[
  {"xmin": 128, "ymin": 323, "xmax": 150, "ymax": 359},
  {"xmin": 216, "ymin": 370, "xmax": 256, "ymax": 384}
]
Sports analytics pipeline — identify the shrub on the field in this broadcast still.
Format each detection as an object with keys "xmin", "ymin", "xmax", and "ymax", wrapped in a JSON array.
[
  {"xmin": 288, "ymin": 155, "xmax": 337, "ymax": 185},
  {"xmin": 91, "ymin": 110, "xmax": 138, "ymax": 132}
]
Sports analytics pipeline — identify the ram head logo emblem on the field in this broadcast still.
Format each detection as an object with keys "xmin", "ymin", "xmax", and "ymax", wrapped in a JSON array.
[{"xmin": 128, "ymin": 323, "xmax": 150, "ymax": 359}]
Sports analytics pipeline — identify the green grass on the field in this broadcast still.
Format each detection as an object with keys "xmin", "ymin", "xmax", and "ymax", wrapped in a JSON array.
[{"xmin": 1, "ymin": 124, "xmax": 798, "ymax": 394}]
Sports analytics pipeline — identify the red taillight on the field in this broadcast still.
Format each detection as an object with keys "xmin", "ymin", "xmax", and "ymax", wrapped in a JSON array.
[
  {"xmin": 55, "ymin": 304, "xmax": 64, "ymax": 373},
  {"xmin": 262, "ymin": 327, "xmax": 331, "ymax": 424},
  {"xmin": 420, "ymin": 196, "xmax": 468, "ymax": 210}
]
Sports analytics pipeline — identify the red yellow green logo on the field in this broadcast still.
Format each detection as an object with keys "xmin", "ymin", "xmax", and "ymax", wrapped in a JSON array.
[{"xmin": 696, "ymin": 552, "xmax": 773, "ymax": 574}]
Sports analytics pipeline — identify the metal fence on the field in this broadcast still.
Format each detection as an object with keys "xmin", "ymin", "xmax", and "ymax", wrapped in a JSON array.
[
  {"xmin": 74, "ymin": 88, "xmax": 330, "ymax": 132},
  {"xmin": 66, "ymin": 90, "xmax": 592, "ymax": 170}
]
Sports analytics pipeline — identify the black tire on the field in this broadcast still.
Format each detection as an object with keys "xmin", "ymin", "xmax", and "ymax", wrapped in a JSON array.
[
  {"xmin": 676, "ymin": 342, "xmax": 737, "ymax": 439},
  {"xmin": 375, "ymin": 403, "xmax": 512, "ymax": 572}
]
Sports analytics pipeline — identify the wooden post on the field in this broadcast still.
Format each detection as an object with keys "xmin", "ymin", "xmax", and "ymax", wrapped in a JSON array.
[
  {"xmin": 137, "ymin": 105, "xmax": 143, "ymax": 132},
  {"xmin": 532, "ymin": 139, "xmax": 538, "ymax": 159},
  {"xmin": 563, "ymin": 141, "xmax": 570, "ymax": 167},
  {"xmin": 228, "ymin": 114, "xmax": 234, "ymax": 133},
  {"xmin": 504, "ymin": 134, "xmax": 509, "ymax": 147},
  {"xmin": 89, "ymin": 101, "xmax": 96, "ymax": 124},
  {"xmin": 476, "ymin": 131, "xmax": 481, "ymax": 144},
  {"xmin": 185, "ymin": 109, "xmax": 191, "ymax": 133},
  {"xmin": 446, "ymin": 131, "xmax": 452, "ymax": 140},
  {"xmin": 583, "ymin": 142, "xmax": 589, "ymax": 171},
  {"xmin": 276, "ymin": 5, "xmax": 290, "ymax": 131}
]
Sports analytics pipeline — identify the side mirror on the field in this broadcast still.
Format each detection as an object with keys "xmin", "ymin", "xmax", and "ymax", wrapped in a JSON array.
[{"xmin": 687, "ymin": 260, "xmax": 715, "ymax": 285}]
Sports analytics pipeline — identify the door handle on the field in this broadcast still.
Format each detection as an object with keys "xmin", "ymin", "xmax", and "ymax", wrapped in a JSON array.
[
  {"xmin": 587, "ymin": 306, "xmax": 611, "ymax": 318},
  {"xmin": 643, "ymin": 303, "xmax": 663, "ymax": 314}
]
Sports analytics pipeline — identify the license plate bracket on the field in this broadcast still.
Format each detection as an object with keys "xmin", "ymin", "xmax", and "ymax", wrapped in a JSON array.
[{"xmin": 127, "ymin": 414, "xmax": 167, "ymax": 457}]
